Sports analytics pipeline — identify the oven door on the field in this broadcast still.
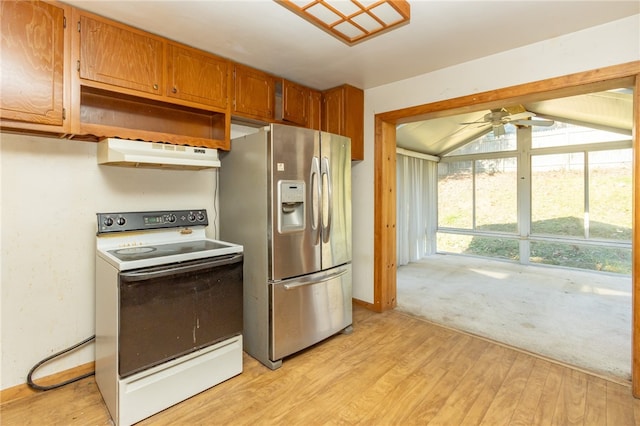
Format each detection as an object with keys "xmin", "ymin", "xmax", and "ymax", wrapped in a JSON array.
[{"xmin": 118, "ymin": 253, "xmax": 243, "ymax": 378}]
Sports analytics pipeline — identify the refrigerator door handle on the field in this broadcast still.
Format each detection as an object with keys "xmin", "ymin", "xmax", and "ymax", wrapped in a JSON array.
[
  {"xmin": 321, "ymin": 156, "xmax": 333, "ymax": 243},
  {"xmin": 310, "ymin": 156, "xmax": 321, "ymax": 244},
  {"xmin": 282, "ymin": 268, "xmax": 348, "ymax": 290}
]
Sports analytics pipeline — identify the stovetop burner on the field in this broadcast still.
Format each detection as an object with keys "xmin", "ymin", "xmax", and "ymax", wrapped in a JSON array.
[{"xmin": 115, "ymin": 247, "xmax": 157, "ymax": 255}]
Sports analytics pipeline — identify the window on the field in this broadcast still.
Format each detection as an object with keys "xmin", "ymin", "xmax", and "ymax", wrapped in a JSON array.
[
  {"xmin": 531, "ymin": 153, "xmax": 585, "ymax": 237},
  {"xmin": 475, "ymin": 158, "xmax": 517, "ymax": 233},
  {"xmin": 436, "ymin": 118, "xmax": 632, "ymax": 274},
  {"xmin": 588, "ymin": 149, "xmax": 632, "ymax": 241},
  {"xmin": 438, "ymin": 158, "xmax": 518, "ymax": 232},
  {"xmin": 437, "ymin": 161, "xmax": 472, "ymax": 229}
]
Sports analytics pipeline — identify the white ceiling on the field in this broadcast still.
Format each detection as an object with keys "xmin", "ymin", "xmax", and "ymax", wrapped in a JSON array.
[{"xmin": 64, "ymin": 0, "xmax": 640, "ymax": 91}]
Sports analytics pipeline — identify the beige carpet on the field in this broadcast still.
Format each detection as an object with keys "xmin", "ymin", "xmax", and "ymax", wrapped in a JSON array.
[{"xmin": 396, "ymin": 254, "xmax": 632, "ymax": 382}]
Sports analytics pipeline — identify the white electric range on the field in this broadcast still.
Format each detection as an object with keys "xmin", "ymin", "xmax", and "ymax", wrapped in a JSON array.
[{"xmin": 95, "ymin": 209, "xmax": 243, "ymax": 426}]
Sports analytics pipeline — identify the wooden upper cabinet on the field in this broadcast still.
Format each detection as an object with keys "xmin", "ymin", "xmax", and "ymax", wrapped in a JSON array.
[
  {"xmin": 322, "ymin": 84, "xmax": 364, "ymax": 161},
  {"xmin": 322, "ymin": 87, "xmax": 344, "ymax": 136},
  {"xmin": 166, "ymin": 43, "xmax": 230, "ymax": 110},
  {"xmin": 308, "ymin": 89, "xmax": 322, "ymax": 131},
  {"xmin": 79, "ymin": 13, "xmax": 163, "ymax": 95},
  {"xmin": 233, "ymin": 64, "xmax": 275, "ymax": 121},
  {"xmin": 72, "ymin": 11, "xmax": 230, "ymax": 149},
  {"xmin": 281, "ymin": 79, "xmax": 309, "ymax": 126},
  {"xmin": 0, "ymin": 0, "xmax": 66, "ymax": 127}
]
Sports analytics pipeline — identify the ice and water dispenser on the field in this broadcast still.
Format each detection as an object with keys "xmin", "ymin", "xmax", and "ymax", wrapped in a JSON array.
[{"xmin": 277, "ymin": 180, "xmax": 305, "ymax": 233}]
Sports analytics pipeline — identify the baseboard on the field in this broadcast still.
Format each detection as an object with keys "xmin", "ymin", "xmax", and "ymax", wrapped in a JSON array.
[
  {"xmin": 352, "ymin": 297, "xmax": 381, "ymax": 312},
  {"xmin": 0, "ymin": 361, "xmax": 95, "ymax": 405}
]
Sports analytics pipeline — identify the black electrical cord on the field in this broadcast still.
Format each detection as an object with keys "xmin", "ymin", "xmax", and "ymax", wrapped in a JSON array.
[{"xmin": 26, "ymin": 335, "xmax": 96, "ymax": 391}]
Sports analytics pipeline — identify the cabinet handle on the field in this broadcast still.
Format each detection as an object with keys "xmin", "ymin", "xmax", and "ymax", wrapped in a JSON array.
[
  {"xmin": 172, "ymin": 87, "xmax": 177, "ymax": 94},
  {"xmin": 153, "ymin": 84, "xmax": 158, "ymax": 90}
]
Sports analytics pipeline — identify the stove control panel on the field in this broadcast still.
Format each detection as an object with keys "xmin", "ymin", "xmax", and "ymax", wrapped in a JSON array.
[{"xmin": 97, "ymin": 209, "xmax": 208, "ymax": 234}]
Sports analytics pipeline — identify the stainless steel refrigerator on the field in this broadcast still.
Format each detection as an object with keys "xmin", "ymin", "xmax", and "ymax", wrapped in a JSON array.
[{"xmin": 220, "ymin": 123, "xmax": 352, "ymax": 370}]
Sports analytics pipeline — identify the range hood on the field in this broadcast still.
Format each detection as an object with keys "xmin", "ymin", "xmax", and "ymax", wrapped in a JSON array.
[{"xmin": 97, "ymin": 138, "xmax": 220, "ymax": 170}]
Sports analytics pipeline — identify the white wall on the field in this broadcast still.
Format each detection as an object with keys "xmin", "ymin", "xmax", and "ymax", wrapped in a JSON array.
[
  {"xmin": 352, "ymin": 15, "xmax": 640, "ymax": 303},
  {"xmin": 0, "ymin": 134, "xmax": 220, "ymax": 390}
]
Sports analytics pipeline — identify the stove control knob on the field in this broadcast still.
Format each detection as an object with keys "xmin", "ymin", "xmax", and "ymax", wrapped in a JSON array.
[
  {"xmin": 196, "ymin": 211, "xmax": 205, "ymax": 221},
  {"xmin": 188, "ymin": 212, "xmax": 196, "ymax": 222},
  {"xmin": 103, "ymin": 217, "xmax": 114, "ymax": 227},
  {"xmin": 116, "ymin": 217, "xmax": 126, "ymax": 226},
  {"xmin": 168, "ymin": 214, "xmax": 177, "ymax": 223}
]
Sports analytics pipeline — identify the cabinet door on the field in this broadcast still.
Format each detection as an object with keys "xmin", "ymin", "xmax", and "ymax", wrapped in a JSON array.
[
  {"xmin": 233, "ymin": 64, "xmax": 274, "ymax": 121},
  {"xmin": 167, "ymin": 43, "xmax": 230, "ymax": 109},
  {"xmin": 79, "ymin": 14, "xmax": 163, "ymax": 95},
  {"xmin": 308, "ymin": 89, "xmax": 322, "ymax": 131},
  {"xmin": 1, "ymin": 0, "xmax": 65, "ymax": 126},
  {"xmin": 322, "ymin": 86, "xmax": 344, "ymax": 136},
  {"xmin": 322, "ymin": 84, "xmax": 364, "ymax": 161},
  {"xmin": 282, "ymin": 79, "xmax": 309, "ymax": 126},
  {"xmin": 343, "ymin": 85, "xmax": 364, "ymax": 160}
]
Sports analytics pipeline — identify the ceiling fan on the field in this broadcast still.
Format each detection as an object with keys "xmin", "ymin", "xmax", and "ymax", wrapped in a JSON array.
[{"xmin": 462, "ymin": 105, "xmax": 554, "ymax": 136}]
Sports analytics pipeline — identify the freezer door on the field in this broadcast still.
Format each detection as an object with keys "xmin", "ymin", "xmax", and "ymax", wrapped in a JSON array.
[
  {"xmin": 270, "ymin": 124, "xmax": 321, "ymax": 280},
  {"xmin": 320, "ymin": 131, "xmax": 352, "ymax": 270},
  {"xmin": 270, "ymin": 265, "xmax": 352, "ymax": 361}
]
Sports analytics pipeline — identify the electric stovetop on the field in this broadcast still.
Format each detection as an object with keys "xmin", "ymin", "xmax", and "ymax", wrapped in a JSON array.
[{"xmin": 108, "ymin": 240, "xmax": 232, "ymax": 262}]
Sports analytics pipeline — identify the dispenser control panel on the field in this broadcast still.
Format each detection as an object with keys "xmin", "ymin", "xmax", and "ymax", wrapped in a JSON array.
[{"xmin": 280, "ymin": 182, "xmax": 305, "ymax": 203}]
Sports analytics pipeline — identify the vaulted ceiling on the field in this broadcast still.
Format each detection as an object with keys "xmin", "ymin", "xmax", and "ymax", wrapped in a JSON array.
[{"xmin": 396, "ymin": 88, "xmax": 635, "ymax": 156}]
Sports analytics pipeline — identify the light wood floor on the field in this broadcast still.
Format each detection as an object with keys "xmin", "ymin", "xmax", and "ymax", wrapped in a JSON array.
[{"xmin": 2, "ymin": 305, "xmax": 639, "ymax": 425}]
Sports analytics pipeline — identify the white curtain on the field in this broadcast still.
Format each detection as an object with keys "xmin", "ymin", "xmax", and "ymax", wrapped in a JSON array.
[{"xmin": 396, "ymin": 152, "xmax": 438, "ymax": 266}]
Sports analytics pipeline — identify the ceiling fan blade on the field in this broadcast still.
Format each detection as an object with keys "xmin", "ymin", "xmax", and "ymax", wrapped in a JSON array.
[
  {"xmin": 529, "ymin": 119, "xmax": 554, "ymax": 126},
  {"xmin": 511, "ymin": 119, "xmax": 555, "ymax": 127},
  {"xmin": 460, "ymin": 120, "xmax": 492, "ymax": 128}
]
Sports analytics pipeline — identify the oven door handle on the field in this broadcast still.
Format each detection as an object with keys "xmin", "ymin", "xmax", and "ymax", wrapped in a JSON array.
[{"xmin": 120, "ymin": 253, "xmax": 243, "ymax": 282}]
